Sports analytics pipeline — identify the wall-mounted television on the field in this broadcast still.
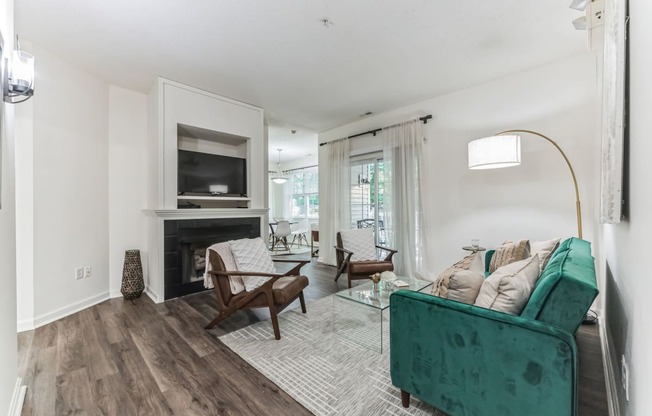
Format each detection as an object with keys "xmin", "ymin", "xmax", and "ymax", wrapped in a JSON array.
[{"xmin": 177, "ymin": 149, "xmax": 247, "ymax": 197}]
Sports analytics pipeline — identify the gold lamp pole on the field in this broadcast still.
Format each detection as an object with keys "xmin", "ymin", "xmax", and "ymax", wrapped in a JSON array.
[{"xmin": 468, "ymin": 129, "xmax": 583, "ymax": 239}]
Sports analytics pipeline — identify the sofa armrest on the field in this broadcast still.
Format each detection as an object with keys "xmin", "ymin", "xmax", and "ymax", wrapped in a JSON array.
[{"xmin": 390, "ymin": 291, "xmax": 578, "ymax": 416}]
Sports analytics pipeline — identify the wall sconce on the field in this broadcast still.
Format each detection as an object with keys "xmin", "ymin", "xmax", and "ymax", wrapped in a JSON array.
[{"xmin": 3, "ymin": 36, "xmax": 35, "ymax": 104}]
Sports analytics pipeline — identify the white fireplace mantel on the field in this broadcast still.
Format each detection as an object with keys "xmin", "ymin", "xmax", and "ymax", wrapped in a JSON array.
[{"xmin": 144, "ymin": 208, "xmax": 269, "ymax": 220}]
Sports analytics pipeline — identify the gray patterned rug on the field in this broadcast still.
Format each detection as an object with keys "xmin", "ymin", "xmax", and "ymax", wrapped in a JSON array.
[{"xmin": 216, "ymin": 296, "xmax": 446, "ymax": 416}]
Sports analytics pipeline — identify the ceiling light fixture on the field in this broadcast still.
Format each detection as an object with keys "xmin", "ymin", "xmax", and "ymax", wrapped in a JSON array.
[
  {"xmin": 3, "ymin": 35, "xmax": 35, "ymax": 104},
  {"xmin": 271, "ymin": 148, "xmax": 288, "ymax": 184}
]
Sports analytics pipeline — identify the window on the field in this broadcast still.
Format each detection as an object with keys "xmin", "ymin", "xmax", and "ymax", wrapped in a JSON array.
[
  {"xmin": 350, "ymin": 159, "xmax": 385, "ymax": 245},
  {"xmin": 290, "ymin": 168, "xmax": 319, "ymax": 218}
]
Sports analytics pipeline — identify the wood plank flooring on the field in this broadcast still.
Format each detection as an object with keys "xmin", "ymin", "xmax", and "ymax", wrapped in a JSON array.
[{"xmin": 17, "ymin": 256, "xmax": 609, "ymax": 415}]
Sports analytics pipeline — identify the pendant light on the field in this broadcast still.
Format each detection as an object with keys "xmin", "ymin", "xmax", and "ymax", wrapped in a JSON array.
[{"xmin": 271, "ymin": 149, "xmax": 288, "ymax": 184}]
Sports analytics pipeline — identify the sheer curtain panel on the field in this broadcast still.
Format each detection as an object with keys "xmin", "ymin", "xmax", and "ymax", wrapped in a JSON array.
[
  {"xmin": 383, "ymin": 120, "xmax": 429, "ymax": 277},
  {"xmin": 318, "ymin": 140, "xmax": 351, "ymax": 266}
]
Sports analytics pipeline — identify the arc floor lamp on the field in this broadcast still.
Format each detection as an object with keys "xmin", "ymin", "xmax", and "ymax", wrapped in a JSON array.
[{"xmin": 468, "ymin": 129, "xmax": 583, "ymax": 239}]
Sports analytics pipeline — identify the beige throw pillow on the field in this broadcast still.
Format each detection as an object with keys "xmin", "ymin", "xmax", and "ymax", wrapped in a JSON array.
[
  {"xmin": 489, "ymin": 240, "xmax": 531, "ymax": 273},
  {"xmin": 530, "ymin": 237, "xmax": 561, "ymax": 272},
  {"xmin": 432, "ymin": 252, "xmax": 485, "ymax": 304},
  {"xmin": 474, "ymin": 255, "xmax": 540, "ymax": 315}
]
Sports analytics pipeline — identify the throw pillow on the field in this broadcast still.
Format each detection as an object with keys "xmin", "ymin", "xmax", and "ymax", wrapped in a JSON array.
[
  {"xmin": 432, "ymin": 252, "xmax": 485, "ymax": 304},
  {"xmin": 229, "ymin": 237, "xmax": 276, "ymax": 292},
  {"xmin": 530, "ymin": 237, "xmax": 561, "ymax": 272},
  {"xmin": 489, "ymin": 240, "xmax": 531, "ymax": 273},
  {"xmin": 339, "ymin": 229, "xmax": 377, "ymax": 261},
  {"xmin": 474, "ymin": 254, "xmax": 540, "ymax": 315}
]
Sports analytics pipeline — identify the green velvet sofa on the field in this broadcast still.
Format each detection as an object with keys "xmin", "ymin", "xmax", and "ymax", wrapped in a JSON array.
[{"xmin": 390, "ymin": 237, "xmax": 598, "ymax": 416}]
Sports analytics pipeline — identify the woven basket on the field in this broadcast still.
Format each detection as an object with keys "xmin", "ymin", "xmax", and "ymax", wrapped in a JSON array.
[{"xmin": 121, "ymin": 249, "xmax": 144, "ymax": 300}]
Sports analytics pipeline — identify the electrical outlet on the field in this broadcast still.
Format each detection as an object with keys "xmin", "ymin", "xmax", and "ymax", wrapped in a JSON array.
[
  {"xmin": 75, "ymin": 267, "xmax": 84, "ymax": 280},
  {"xmin": 84, "ymin": 266, "xmax": 92, "ymax": 278},
  {"xmin": 621, "ymin": 354, "xmax": 630, "ymax": 401}
]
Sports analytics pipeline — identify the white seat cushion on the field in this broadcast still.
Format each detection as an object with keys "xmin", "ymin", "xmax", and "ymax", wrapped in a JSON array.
[
  {"xmin": 340, "ymin": 229, "xmax": 377, "ymax": 261},
  {"xmin": 229, "ymin": 237, "xmax": 276, "ymax": 291}
]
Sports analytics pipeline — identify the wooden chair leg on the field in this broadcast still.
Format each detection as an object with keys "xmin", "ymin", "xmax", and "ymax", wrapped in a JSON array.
[
  {"xmin": 269, "ymin": 306, "xmax": 281, "ymax": 340},
  {"xmin": 348, "ymin": 277, "xmax": 352, "ymax": 288},
  {"xmin": 401, "ymin": 390, "xmax": 410, "ymax": 408},
  {"xmin": 299, "ymin": 292, "xmax": 306, "ymax": 313}
]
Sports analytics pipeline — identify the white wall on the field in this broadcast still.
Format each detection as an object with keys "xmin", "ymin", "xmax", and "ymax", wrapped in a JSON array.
[
  {"xmin": 602, "ymin": 0, "xmax": 652, "ymax": 414},
  {"xmin": 25, "ymin": 43, "xmax": 110, "ymax": 325},
  {"xmin": 319, "ymin": 53, "xmax": 599, "ymax": 278},
  {"xmin": 0, "ymin": 0, "xmax": 19, "ymax": 411},
  {"xmin": 108, "ymin": 86, "xmax": 149, "ymax": 297}
]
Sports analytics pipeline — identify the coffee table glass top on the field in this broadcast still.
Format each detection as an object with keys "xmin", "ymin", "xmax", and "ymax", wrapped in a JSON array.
[{"xmin": 335, "ymin": 277, "xmax": 432, "ymax": 310}]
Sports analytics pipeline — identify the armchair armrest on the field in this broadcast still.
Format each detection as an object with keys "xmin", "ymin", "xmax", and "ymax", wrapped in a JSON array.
[
  {"xmin": 272, "ymin": 259, "xmax": 310, "ymax": 276},
  {"xmin": 390, "ymin": 291, "xmax": 578, "ymax": 416},
  {"xmin": 376, "ymin": 245, "xmax": 397, "ymax": 261}
]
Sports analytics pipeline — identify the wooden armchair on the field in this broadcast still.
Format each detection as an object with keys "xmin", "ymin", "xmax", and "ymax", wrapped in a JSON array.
[
  {"xmin": 334, "ymin": 229, "xmax": 398, "ymax": 288},
  {"xmin": 204, "ymin": 243, "xmax": 309, "ymax": 340}
]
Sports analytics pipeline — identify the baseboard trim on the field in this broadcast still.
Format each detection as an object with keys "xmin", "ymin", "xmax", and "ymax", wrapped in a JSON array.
[
  {"xmin": 7, "ymin": 378, "xmax": 27, "ymax": 416},
  {"xmin": 600, "ymin": 319, "xmax": 621, "ymax": 416},
  {"xmin": 144, "ymin": 286, "xmax": 161, "ymax": 303},
  {"xmin": 109, "ymin": 289, "xmax": 122, "ymax": 299},
  {"xmin": 27, "ymin": 292, "xmax": 110, "ymax": 331},
  {"xmin": 17, "ymin": 318, "xmax": 35, "ymax": 333}
]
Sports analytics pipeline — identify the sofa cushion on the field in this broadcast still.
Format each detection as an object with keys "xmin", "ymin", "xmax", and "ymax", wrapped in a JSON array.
[
  {"xmin": 229, "ymin": 237, "xmax": 276, "ymax": 291},
  {"xmin": 489, "ymin": 240, "xmax": 531, "ymax": 273},
  {"xmin": 474, "ymin": 255, "xmax": 540, "ymax": 315}
]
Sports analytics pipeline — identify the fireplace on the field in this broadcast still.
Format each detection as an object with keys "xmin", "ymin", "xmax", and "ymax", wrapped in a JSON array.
[{"xmin": 163, "ymin": 217, "xmax": 260, "ymax": 300}]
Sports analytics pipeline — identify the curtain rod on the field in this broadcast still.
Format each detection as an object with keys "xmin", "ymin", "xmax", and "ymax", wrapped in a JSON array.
[
  {"xmin": 319, "ymin": 114, "xmax": 432, "ymax": 147},
  {"xmin": 267, "ymin": 164, "xmax": 318, "ymax": 175}
]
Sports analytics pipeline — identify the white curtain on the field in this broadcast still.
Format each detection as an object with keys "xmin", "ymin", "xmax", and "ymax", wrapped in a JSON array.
[
  {"xmin": 383, "ymin": 120, "xmax": 429, "ymax": 278},
  {"xmin": 318, "ymin": 139, "xmax": 350, "ymax": 266}
]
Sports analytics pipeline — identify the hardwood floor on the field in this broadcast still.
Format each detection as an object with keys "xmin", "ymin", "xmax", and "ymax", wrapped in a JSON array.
[{"xmin": 18, "ymin": 256, "xmax": 609, "ymax": 415}]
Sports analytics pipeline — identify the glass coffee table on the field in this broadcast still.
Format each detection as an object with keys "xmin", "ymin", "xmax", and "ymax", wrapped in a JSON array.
[{"xmin": 332, "ymin": 277, "xmax": 432, "ymax": 353}]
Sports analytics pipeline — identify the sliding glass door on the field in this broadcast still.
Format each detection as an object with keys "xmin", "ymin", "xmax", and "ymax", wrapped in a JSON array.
[{"xmin": 350, "ymin": 158, "xmax": 385, "ymax": 245}]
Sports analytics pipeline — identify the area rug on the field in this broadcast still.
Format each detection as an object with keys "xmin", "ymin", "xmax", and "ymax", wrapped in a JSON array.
[{"xmin": 215, "ymin": 296, "xmax": 446, "ymax": 416}]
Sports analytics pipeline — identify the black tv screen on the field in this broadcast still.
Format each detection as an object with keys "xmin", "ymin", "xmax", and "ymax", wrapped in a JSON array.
[{"xmin": 177, "ymin": 150, "xmax": 247, "ymax": 196}]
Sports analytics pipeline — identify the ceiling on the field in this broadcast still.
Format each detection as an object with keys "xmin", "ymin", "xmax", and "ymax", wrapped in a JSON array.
[{"xmin": 15, "ymin": 1, "xmax": 586, "ymax": 163}]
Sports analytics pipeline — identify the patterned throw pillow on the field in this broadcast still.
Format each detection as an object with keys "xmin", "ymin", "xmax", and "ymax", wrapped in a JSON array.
[
  {"xmin": 229, "ymin": 237, "xmax": 276, "ymax": 292},
  {"xmin": 474, "ymin": 255, "xmax": 540, "ymax": 315},
  {"xmin": 489, "ymin": 240, "xmax": 531, "ymax": 273},
  {"xmin": 432, "ymin": 252, "xmax": 485, "ymax": 304}
]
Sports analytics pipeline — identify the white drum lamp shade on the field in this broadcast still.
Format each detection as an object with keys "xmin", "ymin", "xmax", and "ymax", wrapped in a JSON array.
[{"xmin": 468, "ymin": 135, "xmax": 521, "ymax": 170}]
